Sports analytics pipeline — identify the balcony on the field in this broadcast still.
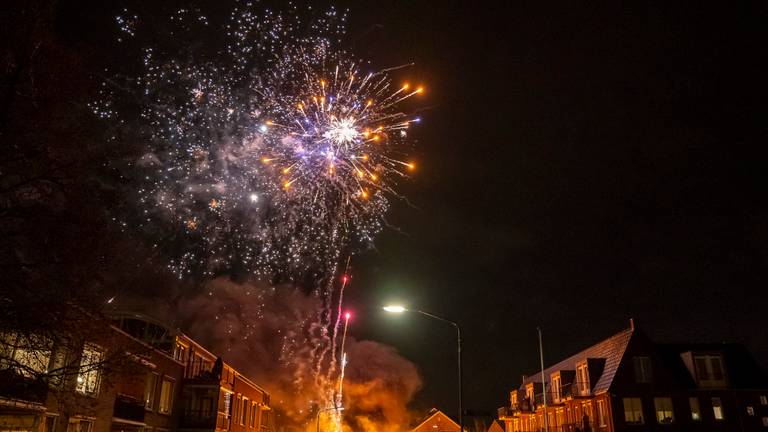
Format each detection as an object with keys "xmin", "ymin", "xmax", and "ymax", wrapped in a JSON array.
[
  {"xmin": 181, "ymin": 409, "xmax": 217, "ymax": 429},
  {"xmin": 0, "ymin": 370, "xmax": 48, "ymax": 404},
  {"xmin": 113, "ymin": 394, "xmax": 145, "ymax": 423}
]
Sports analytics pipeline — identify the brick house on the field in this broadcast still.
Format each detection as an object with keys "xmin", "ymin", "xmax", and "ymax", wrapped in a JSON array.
[
  {"xmin": 412, "ymin": 409, "xmax": 461, "ymax": 432},
  {"xmin": 498, "ymin": 320, "xmax": 768, "ymax": 431},
  {"xmin": 1, "ymin": 312, "xmax": 272, "ymax": 432}
]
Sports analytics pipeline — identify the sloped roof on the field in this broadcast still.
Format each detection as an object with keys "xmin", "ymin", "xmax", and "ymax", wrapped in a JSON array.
[
  {"xmin": 411, "ymin": 409, "xmax": 461, "ymax": 432},
  {"xmin": 487, "ymin": 420, "xmax": 505, "ymax": 432},
  {"xmin": 521, "ymin": 326, "xmax": 634, "ymax": 394}
]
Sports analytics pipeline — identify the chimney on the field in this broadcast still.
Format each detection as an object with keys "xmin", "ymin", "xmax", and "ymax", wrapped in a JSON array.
[{"xmin": 629, "ymin": 318, "xmax": 635, "ymax": 331}]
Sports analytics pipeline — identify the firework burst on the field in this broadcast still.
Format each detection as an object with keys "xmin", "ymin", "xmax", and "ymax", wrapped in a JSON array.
[{"xmin": 98, "ymin": 3, "xmax": 424, "ymax": 279}]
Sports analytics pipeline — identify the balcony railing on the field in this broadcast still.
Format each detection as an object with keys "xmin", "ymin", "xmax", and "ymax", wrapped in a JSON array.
[
  {"xmin": 113, "ymin": 394, "xmax": 145, "ymax": 422},
  {"xmin": 0, "ymin": 370, "xmax": 48, "ymax": 404}
]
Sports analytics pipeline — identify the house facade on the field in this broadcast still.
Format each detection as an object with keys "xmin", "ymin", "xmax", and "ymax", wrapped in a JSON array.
[
  {"xmin": 498, "ymin": 320, "xmax": 768, "ymax": 432},
  {"xmin": 1, "ymin": 312, "xmax": 272, "ymax": 432}
]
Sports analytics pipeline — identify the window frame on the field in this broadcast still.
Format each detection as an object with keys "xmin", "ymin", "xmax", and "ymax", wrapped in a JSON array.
[
  {"xmin": 653, "ymin": 397, "xmax": 674, "ymax": 424},
  {"xmin": 144, "ymin": 372, "xmax": 159, "ymax": 411},
  {"xmin": 597, "ymin": 399, "xmax": 607, "ymax": 427},
  {"xmin": 711, "ymin": 396, "xmax": 725, "ymax": 421},
  {"xmin": 689, "ymin": 397, "xmax": 701, "ymax": 421},
  {"xmin": 633, "ymin": 356, "xmax": 653, "ymax": 383},
  {"xmin": 158, "ymin": 376, "xmax": 175, "ymax": 415},
  {"xmin": 623, "ymin": 397, "xmax": 644, "ymax": 425},
  {"xmin": 576, "ymin": 362, "xmax": 590, "ymax": 396},
  {"xmin": 75, "ymin": 343, "xmax": 103, "ymax": 396}
]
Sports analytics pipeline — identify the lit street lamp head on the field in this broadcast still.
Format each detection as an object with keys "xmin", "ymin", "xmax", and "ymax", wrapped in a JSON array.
[{"xmin": 383, "ymin": 305, "xmax": 406, "ymax": 313}]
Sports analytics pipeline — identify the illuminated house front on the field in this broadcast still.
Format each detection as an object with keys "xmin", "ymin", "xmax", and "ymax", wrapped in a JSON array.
[{"xmin": 498, "ymin": 320, "xmax": 768, "ymax": 432}]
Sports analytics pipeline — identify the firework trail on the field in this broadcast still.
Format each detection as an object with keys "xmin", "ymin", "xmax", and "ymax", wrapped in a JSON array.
[{"xmin": 97, "ymin": 3, "xmax": 424, "ymax": 429}]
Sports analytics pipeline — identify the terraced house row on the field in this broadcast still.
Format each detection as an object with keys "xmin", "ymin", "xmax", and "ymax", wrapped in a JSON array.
[
  {"xmin": 498, "ymin": 320, "xmax": 768, "ymax": 432},
  {"xmin": 1, "ymin": 311, "xmax": 273, "ymax": 432}
]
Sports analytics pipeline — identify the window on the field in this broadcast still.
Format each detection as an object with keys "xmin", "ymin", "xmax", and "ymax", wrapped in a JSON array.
[
  {"xmin": 241, "ymin": 397, "xmax": 249, "ymax": 425},
  {"xmin": 597, "ymin": 400, "xmax": 607, "ymax": 427},
  {"xmin": 158, "ymin": 378, "xmax": 174, "ymax": 414},
  {"xmin": 689, "ymin": 397, "xmax": 701, "ymax": 421},
  {"xmin": 1, "ymin": 333, "xmax": 53, "ymax": 377},
  {"xmin": 223, "ymin": 392, "xmax": 232, "ymax": 418},
  {"xmin": 144, "ymin": 373, "xmax": 158, "ymax": 410},
  {"xmin": 173, "ymin": 341, "xmax": 187, "ymax": 362},
  {"xmin": 711, "ymin": 397, "xmax": 724, "ymax": 420},
  {"xmin": 747, "ymin": 406, "xmax": 755, "ymax": 416},
  {"xmin": 260, "ymin": 409, "xmax": 269, "ymax": 428},
  {"xmin": 695, "ymin": 355, "xmax": 725, "ymax": 386},
  {"xmin": 633, "ymin": 356, "xmax": 652, "ymax": 383},
  {"xmin": 526, "ymin": 384, "xmax": 534, "ymax": 401},
  {"xmin": 75, "ymin": 344, "xmax": 103, "ymax": 395},
  {"xmin": 623, "ymin": 398, "xmax": 644, "ymax": 425},
  {"xmin": 250, "ymin": 402, "xmax": 257, "ymax": 427},
  {"xmin": 67, "ymin": 419, "xmax": 93, "ymax": 432},
  {"xmin": 41, "ymin": 415, "xmax": 57, "ymax": 432},
  {"xmin": 577, "ymin": 363, "xmax": 590, "ymax": 395},
  {"xmin": 762, "ymin": 417, "xmax": 768, "ymax": 427},
  {"xmin": 760, "ymin": 395, "xmax": 768, "ymax": 405},
  {"xmin": 654, "ymin": 397, "xmax": 674, "ymax": 424},
  {"xmin": 551, "ymin": 375, "xmax": 561, "ymax": 402}
]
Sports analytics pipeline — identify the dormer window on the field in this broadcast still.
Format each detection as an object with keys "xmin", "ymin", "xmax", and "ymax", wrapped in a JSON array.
[
  {"xmin": 633, "ymin": 356, "xmax": 653, "ymax": 383},
  {"xmin": 551, "ymin": 374, "xmax": 562, "ymax": 402},
  {"xmin": 694, "ymin": 354, "xmax": 726, "ymax": 387},
  {"xmin": 576, "ymin": 362, "xmax": 590, "ymax": 395},
  {"xmin": 526, "ymin": 384, "xmax": 534, "ymax": 401},
  {"xmin": 511, "ymin": 391, "xmax": 518, "ymax": 405}
]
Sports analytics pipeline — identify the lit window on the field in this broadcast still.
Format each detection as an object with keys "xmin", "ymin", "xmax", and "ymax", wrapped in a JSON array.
[
  {"xmin": 689, "ymin": 397, "xmax": 701, "ymax": 421},
  {"xmin": 762, "ymin": 417, "xmax": 768, "ymax": 427},
  {"xmin": 695, "ymin": 355, "xmax": 726, "ymax": 386},
  {"xmin": 223, "ymin": 392, "xmax": 232, "ymax": 418},
  {"xmin": 654, "ymin": 397, "xmax": 674, "ymax": 424},
  {"xmin": 577, "ymin": 363, "xmax": 590, "ymax": 395},
  {"xmin": 633, "ymin": 356, "xmax": 652, "ymax": 383},
  {"xmin": 1, "ymin": 333, "xmax": 52, "ymax": 377},
  {"xmin": 760, "ymin": 395, "xmax": 768, "ymax": 406},
  {"xmin": 747, "ymin": 406, "xmax": 755, "ymax": 416},
  {"xmin": 144, "ymin": 373, "xmax": 158, "ymax": 409},
  {"xmin": 597, "ymin": 400, "xmax": 607, "ymax": 426},
  {"xmin": 623, "ymin": 398, "xmax": 644, "ymax": 425},
  {"xmin": 158, "ymin": 378, "xmax": 174, "ymax": 414},
  {"xmin": 75, "ymin": 344, "xmax": 103, "ymax": 395},
  {"xmin": 711, "ymin": 397, "xmax": 724, "ymax": 420}
]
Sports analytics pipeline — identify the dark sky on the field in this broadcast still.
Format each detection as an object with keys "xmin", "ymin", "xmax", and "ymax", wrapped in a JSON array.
[
  {"xmin": 53, "ymin": 0, "xmax": 768, "ymax": 418},
  {"xmin": 339, "ymin": 1, "xmax": 768, "ymax": 416}
]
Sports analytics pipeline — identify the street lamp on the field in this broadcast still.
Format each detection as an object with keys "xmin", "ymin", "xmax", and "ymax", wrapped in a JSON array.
[{"xmin": 383, "ymin": 305, "xmax": 463, "ymax": 432}]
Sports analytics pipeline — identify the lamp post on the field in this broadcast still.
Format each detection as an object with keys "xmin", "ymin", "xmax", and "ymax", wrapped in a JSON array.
[{"xmin": 383, "ymin": 305, "xmax": 463, "ymax": 432}]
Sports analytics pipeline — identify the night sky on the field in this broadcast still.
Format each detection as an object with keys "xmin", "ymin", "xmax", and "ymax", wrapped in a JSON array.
[
  {"xmin": 340, "ymin": 1, "xmax": 768, "ymax": 416},
  {"xmin": 28, "ymin": 0, "xmax": 768, "ymax": 419}
]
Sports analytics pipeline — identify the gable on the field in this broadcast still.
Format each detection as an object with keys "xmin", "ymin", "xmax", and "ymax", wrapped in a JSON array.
[{"xmin": 412, "ymin": 410, "xmax": 461, "ymax": 432}]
